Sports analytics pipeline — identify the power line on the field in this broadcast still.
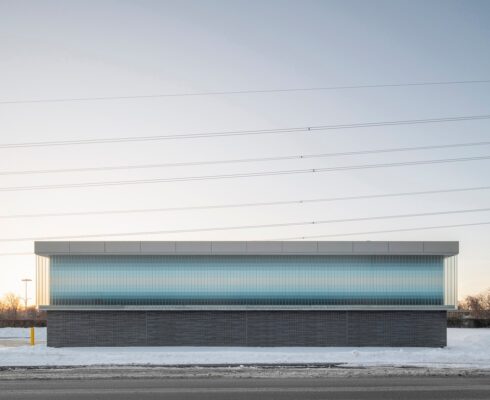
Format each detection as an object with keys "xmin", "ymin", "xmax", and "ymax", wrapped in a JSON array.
[
  {"xmin": 3, "ymin": 140, "xmax": 490, "ymax": 176},
  {"xmin": 278, "ymin": 221, "xmax": 490, "ymax": 240},
  {"xmin": 1, "ymin": 206, "xmax": 490, "ymax": 243},
  {"xmin": 1, "ymin": 114, "xmax": 489, "ymax": 149},
  {"xmin": 0, "ymin": 253, "xmax": 33, "ymax": 257},
  {"xmin": 2, "ymin": 184, "xmax": 490, "ymax": 219},
  {"xmin": 1, "ymin": 79, "xmax": 489, "ymax": 105},
  {"xmin": 1, "ymin": 154, "xmax": 490, "ymax": 192},
  {"xmin": 3, "ymin": 220, "xmax": 490, "ymax": 256}
]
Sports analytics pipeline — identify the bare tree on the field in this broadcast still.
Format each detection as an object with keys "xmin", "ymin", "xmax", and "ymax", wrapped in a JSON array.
[
  {"xmin": 2, "ymin": 293, "xmax": 21, "ymax": 319},
  {"xmin": 460, "ymin": 288, "xmax": 490, "ymax": 319}
]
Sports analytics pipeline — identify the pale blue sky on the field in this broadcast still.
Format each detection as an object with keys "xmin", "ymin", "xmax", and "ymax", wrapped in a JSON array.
[{"xmin": 1, "ymin": 0, "xmax": 490, "ymax": 303}]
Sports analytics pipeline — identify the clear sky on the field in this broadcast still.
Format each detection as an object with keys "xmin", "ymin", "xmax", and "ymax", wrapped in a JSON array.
[{"xmin": 1, "ymin": 0, "xmax": 490, "ymax": 304}]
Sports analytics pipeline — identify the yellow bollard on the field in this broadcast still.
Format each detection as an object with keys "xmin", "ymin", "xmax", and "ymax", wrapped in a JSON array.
[{"xmin": 30, "ymin": 327, "xmax": 35, "ymax": 346}]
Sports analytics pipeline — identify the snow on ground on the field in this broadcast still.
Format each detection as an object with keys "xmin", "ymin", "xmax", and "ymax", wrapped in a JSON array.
[{"xmin": 0, "ymin": 328, "xmax": 490, "ymax": 368}]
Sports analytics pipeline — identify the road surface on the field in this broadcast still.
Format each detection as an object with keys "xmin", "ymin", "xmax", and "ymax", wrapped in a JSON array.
[{"xmin": 1, "ymin": 376, "xmax": 490, "ymax": 399}]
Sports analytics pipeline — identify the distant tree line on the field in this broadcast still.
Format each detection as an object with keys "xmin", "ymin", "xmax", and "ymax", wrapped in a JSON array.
[
  {"xmin": 458, "ymin": 288, "xmax": 490, "ymax": 319},
  {"xmin": 0, "ymin": 293, "xmax": 44, "ymax": 321},
  {"xmin": 448, "ymin": 288, "xmax": 490, "ymax": 327},
  {"xmin": 1, "ymin": 289, "xmax": 490, "ymax": 327}
]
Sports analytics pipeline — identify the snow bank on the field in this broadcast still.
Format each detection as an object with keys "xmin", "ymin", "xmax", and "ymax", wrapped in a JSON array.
[
  {"xmin": 0, "ymin": 327, "xmax": 46, "ymax": 340},
  {"xmin": 1, "ymin": 328, "xmax": 489, "ymax": 368}
]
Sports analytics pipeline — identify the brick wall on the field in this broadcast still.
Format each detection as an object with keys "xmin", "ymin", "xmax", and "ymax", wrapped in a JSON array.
[{"xmin": 47, "ymin": 310, "xmax": 447, "ymax": 347}]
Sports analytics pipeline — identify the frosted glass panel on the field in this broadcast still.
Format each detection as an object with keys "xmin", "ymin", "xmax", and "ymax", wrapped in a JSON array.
[
  {"xmin": 50, "ymin": 255, "xmax": 444, "ymax": 306},
  {"xmin": 444, "ymin": 255, "xmax": 458, "ymax": 307},
  {"xmin": 35, "ymin": 256, "xmax": 50, "ymax": 306}
]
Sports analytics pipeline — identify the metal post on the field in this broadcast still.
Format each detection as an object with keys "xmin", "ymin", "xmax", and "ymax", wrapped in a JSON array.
[
  {"xmin": 22, "ymin": 279, "xmax": 34, "ymax": 346},
  {"xmin": 21, "ymin": 278, "xmax": 32, "ymax": 311}
]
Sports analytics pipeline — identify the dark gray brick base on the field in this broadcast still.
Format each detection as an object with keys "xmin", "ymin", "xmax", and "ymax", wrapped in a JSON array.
[{"xmin": 47, "ymin": 310, "xmax": 447, "ymax": 347}]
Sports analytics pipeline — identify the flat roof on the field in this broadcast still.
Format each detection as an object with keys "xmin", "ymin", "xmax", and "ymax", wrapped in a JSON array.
[{"xmin": 34, "ymin": 241, "xmax": 459, "ymax": 256}]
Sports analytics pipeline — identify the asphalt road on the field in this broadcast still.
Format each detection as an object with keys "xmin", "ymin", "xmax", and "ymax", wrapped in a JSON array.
[{"xmin": 1, "ymin": 377, "xmax": 490, "ymax": 400}]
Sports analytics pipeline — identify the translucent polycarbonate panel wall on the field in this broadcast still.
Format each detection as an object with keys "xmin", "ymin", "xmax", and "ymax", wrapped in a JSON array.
[
  {"xmin": 36, "ymin": 256, "xmax": 50, "ymax": 306},
  {"xmin": 444, "ymin": 255, "xmax": 458, "ymax": 308},
  {"xmin": 49, "ymin": 255, "xmax": 445, "ymax": 306}
]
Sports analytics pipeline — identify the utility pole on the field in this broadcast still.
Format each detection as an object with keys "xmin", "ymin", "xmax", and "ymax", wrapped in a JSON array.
[{"xmin": 21, "ymin": 278, "xmax": 32, "ymax": 311}]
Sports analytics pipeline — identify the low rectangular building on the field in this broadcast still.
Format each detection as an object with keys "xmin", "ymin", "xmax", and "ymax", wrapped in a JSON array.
[{"xmin": 35, "ymin": 241, "xmax": 458, "ymax": 347}]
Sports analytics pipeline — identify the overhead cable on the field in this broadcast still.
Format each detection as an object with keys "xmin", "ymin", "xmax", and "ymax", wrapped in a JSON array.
[
  {"xmin": 1, "ymin": 205, "xmax": 489, "ymax": 242},
  {"xmin": 278, "ymin": 221, "xmax": 490, "ymax": 240},
  {"xmin": 2, "ymin": 184, "xmax": 490, "ymax": 219},
  {"xmin": 1, "ymin": 114, "xmax": 489, "ymax": 149},
  {"xmin": 1, "ymin": 154, "xmax": 490, "ymax": 192},
  {"xmin": 3, "ymin": 221, "xmax": 490, "ymax": 256},
  {"xmin": 1, "ymin": 79, "xmax": 489, "ymax": 104},
  {"xmin": 2, "ymin": 140, "xmax": 490, "ymax": 176}
]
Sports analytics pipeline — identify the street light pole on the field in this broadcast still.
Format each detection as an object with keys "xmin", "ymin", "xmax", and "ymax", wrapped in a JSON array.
[{"xmin": 21, "ymin": 278, "xmax": 32, "ymax": 311}]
